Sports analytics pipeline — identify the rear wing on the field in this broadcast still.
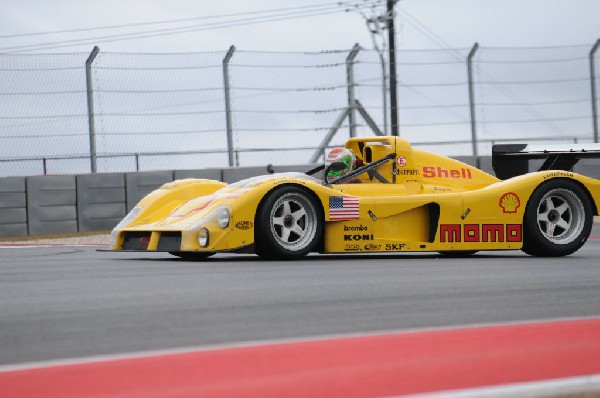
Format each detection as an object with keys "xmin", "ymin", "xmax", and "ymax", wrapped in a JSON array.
[{"xmin": 492, "ymin": 143, "xmax": 600, "ymax": 180}]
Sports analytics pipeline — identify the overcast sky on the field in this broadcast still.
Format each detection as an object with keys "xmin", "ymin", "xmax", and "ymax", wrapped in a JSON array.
[{"xmin": 1, "ymin": 0, "xmax": 600, "ymax": 54}]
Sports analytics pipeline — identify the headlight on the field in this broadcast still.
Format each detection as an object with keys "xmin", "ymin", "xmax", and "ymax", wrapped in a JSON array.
[
  {"xmin": 217, "ymin": 207, "xmax": 230, "ymax": 228},
  {"xmin": 198, "ymin": 228, "xmax": 209, "ymax": 247}
]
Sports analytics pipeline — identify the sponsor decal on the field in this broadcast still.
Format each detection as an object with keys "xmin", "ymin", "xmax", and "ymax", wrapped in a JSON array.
[
  {"xmin": 344, "ymin": 234, "xmax": 374, "ymax": 241},
  {"xmin": 329, "ymin": 196, "xmax": 359, "ymax": 220},
  {"xmin": 363, "ymin": 244, "xmax": 382, "ymax": 251},
  {"xmin": 274, "ymin": 179, "xmax": 306, "ymax": 185},
  {"xmin": 433, "ymin": 186, "xmax": 453, "ymax": 193},
  {"xmin": 395, "ymin": 169, "xmax": 419, "ymax": 176},
  {"xmin": 235, "ymin": 220, "xmax": 253, "ymax": 230},
  {"xmin": 140, "ymin": 236, "xmax": 150, "ymax": 248},
  {"xmin": 344, "ymin": 244, "xmax": 361, "ymax": 252},
  {"xmin": 397, "ymin": 156, "xmax": 407, "ymax": 167},
  {"xmin": 423, "ymin": 166, "xmax": 472, "ymax": 179},
  {"xmin": 461, "ymin": 208, "xmax": 471, "ymax": 220},
  {"xmin": 439, "ymin": 224, "xmax": 522, "ymax": 243},
  {"xmin": 385, "ymin": 243, "xmax": 407, "ymax": 251},
  {"xmin": 499, "ymin": 192, "xmax": 521, "ymax": 214},
  {"xmin": 543, "ymin": 171, "xmax": 574, "ymax": 180},
  {"xmin": 344, "ymin": 224, "xmax": 368, "ymax": 231}
]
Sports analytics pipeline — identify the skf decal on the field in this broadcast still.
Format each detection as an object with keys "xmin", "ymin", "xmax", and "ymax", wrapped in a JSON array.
[
  {"xmin": 499, "ymin": 192, "xmax": 521, "ymax": 214},
  {"xmin": 440, "ymin": 224, "xmax": 522, "ymax": 243},
  {"xmin": 385, "ymin": 243, "xmax": 406, "ymax": 251},
  {"xmin": 423, "ymin": 166, "xmax": 472, "ymax": 179},
  {"xmin": 235, "ymin": 221, "xmax": 253, "ymax": 230},
  {"xmin": 344, "ymin": 234, "xmax": 374, "ymax": 241}
]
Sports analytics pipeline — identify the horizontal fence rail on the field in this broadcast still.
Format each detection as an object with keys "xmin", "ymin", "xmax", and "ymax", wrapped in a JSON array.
[{"xmin": 1, "ymin": 43, "xmax": 599, "ymax": 177}]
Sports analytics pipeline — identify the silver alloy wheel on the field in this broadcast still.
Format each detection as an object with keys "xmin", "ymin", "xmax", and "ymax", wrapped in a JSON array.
[
  {"xmin": 269, "ymin": 192, "xmax": 318, "ymax": 252},
  {"xmin": 536, "ymin": 188, "xmax": 585, "ymax": 245}
]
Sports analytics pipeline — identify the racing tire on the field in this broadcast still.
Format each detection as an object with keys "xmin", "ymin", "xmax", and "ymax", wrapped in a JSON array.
[
  {"xmin": 255, "ymin": 186, "xmax": 323, "ymax": 260},
  {"xmin": 169, "ymin": 251, "xmax": 215, "ymax": 260},
  {"xmin": 522, "ymin": 179, "xmax": 593, "ymax": 257}
]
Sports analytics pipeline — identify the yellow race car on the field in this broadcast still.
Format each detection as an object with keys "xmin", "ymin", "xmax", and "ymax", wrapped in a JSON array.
[{"xmin": 109, "ymin": 136, "xmax": 600, "ymax": 259}]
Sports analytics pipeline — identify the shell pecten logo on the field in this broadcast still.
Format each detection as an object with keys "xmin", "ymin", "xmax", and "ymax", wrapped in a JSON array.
[{"xmin": 499, "ymin": 192, "xmax": 521, "ymax": 214}]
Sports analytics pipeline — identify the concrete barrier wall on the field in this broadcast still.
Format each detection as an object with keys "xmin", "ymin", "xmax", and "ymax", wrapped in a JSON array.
[
  {"xmin": 77, "ymin": 173, "xmax": 126, "ymax": 232},
  {"xmin": 125, "ymin": 171, "xmax": 174, "ymax": 211},
  {"xmin": 27, "ymin": 175, "xmax": 77, "ymax": 235},
  {"xmin": 0, "ymin": 177, "xmax": 27, "ymax": 237}
]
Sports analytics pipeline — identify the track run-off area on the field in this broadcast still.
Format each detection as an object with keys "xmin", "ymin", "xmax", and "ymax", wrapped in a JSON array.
[{"xmin": 1, "ymin": 227, "xmax": 600, "ymax": 397}]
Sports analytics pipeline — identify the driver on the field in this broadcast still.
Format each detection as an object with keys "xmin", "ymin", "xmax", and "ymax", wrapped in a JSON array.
[{"xmin": 325, "ymin": 147, "xmax": 362, "ymax": 183}]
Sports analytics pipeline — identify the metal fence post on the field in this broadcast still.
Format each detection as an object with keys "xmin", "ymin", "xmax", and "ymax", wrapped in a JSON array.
[
  {"xmin": 590, "ymin": 39, "xmax": 600, "ymax": 143},
  {"xmin": 85, "ymin": 46, "xmax": 100, "ymax": 173},
  {"xmin": 467, "ymin": 43, "xmax": 479, "ymax": 160},
  {"xmin": 223, "ymin": 45, "xmax": 236, "ymax": 167},
  {"xmin": 346, "ymin": 44, "xmax": 361, "ymax": 138}
]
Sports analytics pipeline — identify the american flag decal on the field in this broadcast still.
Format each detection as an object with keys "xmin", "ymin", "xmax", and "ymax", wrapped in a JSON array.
[{"xmin": 329, "ymin": 196, "xmax": 359, "ymax": 220}]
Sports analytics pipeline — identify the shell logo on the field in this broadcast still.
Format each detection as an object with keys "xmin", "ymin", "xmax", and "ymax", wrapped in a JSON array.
[{"xmin": 499, "ymin": 192, "xmax": 521, "ymax": 214}]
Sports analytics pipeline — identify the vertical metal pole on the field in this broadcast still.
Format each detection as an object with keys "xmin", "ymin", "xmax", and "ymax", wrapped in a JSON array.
[
  {"xmin": 346, "ymin": 43, "xmax": 361, "ymax": 138},
  {"xmin": 467, "ymin": 43, "xmax": 479, "ymax": 159},
  {"xmin": 223, "ymin": 45, "xmax": 236, "ymax": 167},
  {"xmin": 387, "ymin": 0, "xmax": 399, "ymax": 136},
  {"xmin": 590, "ymin": 39, "xmax": 600, "ymax": 143},
  {"xmin": 380, "ymin": 51, "xmax": 389, "ymax": 136},
  {"xmin": 85, "ymin": 46, "xmax": 100, "ymax": 173}
]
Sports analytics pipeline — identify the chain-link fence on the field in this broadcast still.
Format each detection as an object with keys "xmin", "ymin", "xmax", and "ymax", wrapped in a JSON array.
[{"xmin": 1, "ymin": 42, "xmax": 599, "ymax": 176}]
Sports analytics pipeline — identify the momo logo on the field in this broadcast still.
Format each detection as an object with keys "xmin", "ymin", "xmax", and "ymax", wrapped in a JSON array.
[
  {"xmin": 499, "ymin": 192, "xmax": 521, "ymax": 214},
  {"xmin": 235, "ymin": 220, "xmax": 253, "ymax": 230},
  {"xmin": 344, "ymin": 234, "xmax": 374, "ymax": 241},
  {"xmin": 440, "ymin": 224, "xmax": 522, "ymax": 243}
]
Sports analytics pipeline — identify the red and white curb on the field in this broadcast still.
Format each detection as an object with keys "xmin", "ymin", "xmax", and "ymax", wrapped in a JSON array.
[{"xmin": 1, "ymin": 317, "xmax": 599, "ymax": 398}]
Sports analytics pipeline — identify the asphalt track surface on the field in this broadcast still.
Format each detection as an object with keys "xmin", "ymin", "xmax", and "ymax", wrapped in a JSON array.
[{"xmin": 1, "ymin": 227, "xmax": 600, "ymax": 368}]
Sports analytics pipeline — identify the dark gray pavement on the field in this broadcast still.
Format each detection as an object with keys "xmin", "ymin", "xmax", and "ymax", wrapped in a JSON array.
[{"xmin": 1, "ymin": 230, "xmax": 599, "ymax": 366}]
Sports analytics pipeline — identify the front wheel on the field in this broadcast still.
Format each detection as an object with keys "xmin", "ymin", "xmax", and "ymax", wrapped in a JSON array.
[
  {"xmin": 522, "ymin": 179, "xmax": 593, "ymax": 257},
  {"xmin": 255, "ymin": 186, "xmax": 323, "ymax": 259}
]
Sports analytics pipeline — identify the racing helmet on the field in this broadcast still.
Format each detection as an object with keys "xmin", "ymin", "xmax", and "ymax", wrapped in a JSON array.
[{"xmin": 325, "ymin": 147, "xmax": 356, "ymax": 182}]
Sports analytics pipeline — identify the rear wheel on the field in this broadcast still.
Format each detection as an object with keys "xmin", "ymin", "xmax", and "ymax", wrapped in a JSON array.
[
  {"xmin": 522, "ymin": 179, "xmax": 592, "ymax": 257},
  {"xmin": 255, "ymin": 186, "xmax": 323, "ymax": 259}
]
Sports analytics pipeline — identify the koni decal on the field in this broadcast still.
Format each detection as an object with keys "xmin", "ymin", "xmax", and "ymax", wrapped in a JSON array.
[
  {"xmin": 422, "ymin": 166, "xmax": 472, "ymax": 179},
  {"xmin": 439, "ymin": 224, "xmax": 522, "ymax": 243},
  {"xmin": 344, "ymin": 234, "xmax": 375, "ymax": 241}
]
